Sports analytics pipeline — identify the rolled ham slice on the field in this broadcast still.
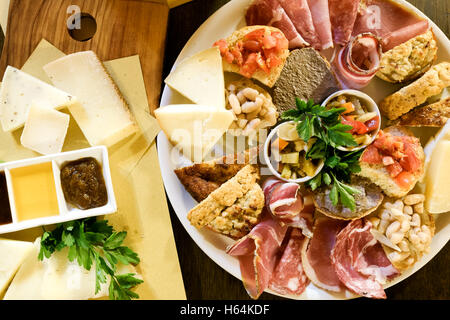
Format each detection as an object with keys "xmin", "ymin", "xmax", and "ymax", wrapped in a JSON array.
[
  {"xmin": 307, "ymin": 0, "xmax": 333, "ymax": 50},
  {"xmin": 246, "ymin": 0, "xmax": 309, "ymax": 49},
  {"xmin": 269, "ymin": 228, "xmax": 310, "ymax": 296},
  {"xmin": 278, "ymin": 0, "xmax": 321, "ymax": 50},
  {"xmin": 227, "ymin": 212, "xmax": 288, "ymax": 299},
  {"xmin": 332, "ymin": 33, "xmax": 382, "ymax": 89},
  {"xmin": 329, "ymin": 0, "xmax": 360, "ymax": 45},
  {"xmin": 263, "ymin": 178, "xmax": 314, "ymax": 237},
  {"xmin": 301, "ymin": 217, "xmax": 348, "ymax": 292},
  {"xmin": 330, "ymin": 220, "xmax": 399, "ymax": 299},
  {"xmin": 353, "ymin": 0, "xmax": 429, "ymax": 52}
]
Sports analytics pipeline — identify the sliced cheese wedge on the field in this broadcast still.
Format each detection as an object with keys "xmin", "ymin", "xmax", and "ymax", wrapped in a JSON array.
[
  {"xmin": 43, "ymin": 51, "xmax": 138, "ymax": 147},
  {"xmin": 165, "ymin": 47, "xmax": 225, "ymax": 109},
  {"xmin": 3, "ymin": 238, "xmax": 139, "ymax": 300},
  {"xmin": 425, "ymin": 140, "xmax": 450, "ymax": 214},
  {"xmin": 0, "ymin": 66, "xmax": 76, "ymax": 132},
  {"xmin": 0, "ymin": 238, "xmax": 34, "ymax": 297},
  {"xmin": 20, "ymin": 104, "xmax": 70, "ymax": 155},
  {"xmin": 154, "ymin": 104, "xmax": 234, "ymax": 163}
]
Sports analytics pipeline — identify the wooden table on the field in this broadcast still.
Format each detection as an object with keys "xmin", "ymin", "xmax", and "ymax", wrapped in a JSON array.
[{"xmin": 163, "ymin": 0, "xmax": 450, "ymax": 300}]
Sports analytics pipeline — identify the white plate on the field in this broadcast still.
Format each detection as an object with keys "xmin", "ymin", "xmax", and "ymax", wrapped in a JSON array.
[{"xmin": 158, "ymin": 0, "xmax": 450, "ymax": 299}]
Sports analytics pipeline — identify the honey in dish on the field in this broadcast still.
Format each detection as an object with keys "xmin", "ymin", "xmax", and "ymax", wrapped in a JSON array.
[
  {"xmin": 0, "ymin": 171, "xmax": 13, "ymax": 225},
  {"xmin": 10, "ymin": 162, "xmax": 60, "ymax": 221}
]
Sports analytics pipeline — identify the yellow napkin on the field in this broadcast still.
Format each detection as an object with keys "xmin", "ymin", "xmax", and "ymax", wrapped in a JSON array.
[{"xmin": 0, "ymin": 39, "xmax": 186, "ymax": 300}]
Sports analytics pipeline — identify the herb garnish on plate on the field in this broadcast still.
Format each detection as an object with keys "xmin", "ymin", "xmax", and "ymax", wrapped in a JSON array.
[
  {"xmin": 281, "ymin": 98, "xmax": 363, "ymax": 211},
  {"xmin": 39, "ymin": 217, "xmax": 144, "ymax": 300}
]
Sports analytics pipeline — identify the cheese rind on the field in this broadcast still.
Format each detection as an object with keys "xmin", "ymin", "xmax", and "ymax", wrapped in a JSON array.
[
  {"xmin": 165, "ymin": 47, "xmax": 225, "ymax": 109},
  {"xmin": 0, "ymin": 66, "xmax": 76, "ymax": 132},
  {"xmin": 425, "ymin": 140, "xmax": 450, "ymax": 213},
  {"xmin": 155, "ymin": 104, "xmax": 234, "ymax": 162},
  {"xmin": 43, "ymin": 51, "xmax": 138, "ymax": 147},
  {"xmin": 20, "ymin": 104, "xmax": 70, "ymax": 155},
  {"xmin": 0, "ymin": 238, "xmax": 34, "ymax": 297}
]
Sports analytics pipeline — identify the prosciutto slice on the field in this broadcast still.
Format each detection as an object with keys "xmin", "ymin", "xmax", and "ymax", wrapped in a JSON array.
[
  {"xmin": 301, "ymin": 217, "xmax": 348, "ymax": 292},
  {"xmin": 269, "ymin": 228, "xmax": 309, "ymax": 296},
  {"xmin": 331, "ymin": 220, "xmax": 399, "ymax": 299},
  {"xmin": 353, "ymin": 0, "xmax": 429, "ymax": 52},
  {"xmin": 246, "ymin": 0, "xmax": 309, "ymax": 49},
  {"xmin": 262, "ymin": 178, "xmax": 314, "ymax": 237},
  {"xmin": 307, "ymin": 0, "xmax": 333, "ymax": 50},
  {"xmin": 332, "ymin": 33, "xmax": 382, "ymax": 89},
  {"xmin": 278, "ymin": 0, "xmax": 321, "ymax": 50},
  {"xmin": 227, "ymin": 212, "xmax": 288, "ymax": 299},
  {"xmin": 329, "ymin": 0, "xmax": 361, "ymax": 45}
]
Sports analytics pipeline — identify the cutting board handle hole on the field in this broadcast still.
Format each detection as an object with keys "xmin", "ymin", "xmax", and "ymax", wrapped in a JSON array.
[{"xmin": 67, "ymin": 13, "xmax": 97, "ymax": 42}]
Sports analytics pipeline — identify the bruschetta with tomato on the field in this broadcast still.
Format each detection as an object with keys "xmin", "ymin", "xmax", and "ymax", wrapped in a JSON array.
[
  {"xmin": 357, "ymin": 126, "xmax": 425, "ymax": 198},
  {"xmin": 213, "ymin": 25, "xmax": 290, "ymax": 88}
]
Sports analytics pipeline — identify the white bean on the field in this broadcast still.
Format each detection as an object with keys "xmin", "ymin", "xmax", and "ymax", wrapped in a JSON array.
[
  {"xmin": 241, "ymin": 101, "xmax": 259, "ymax": 114},
  {"xmin": 237, "ymin": 119, "xmax": 248, "ymax": 129},
  {"xmin": 393, "ymin": 200, "xmax": 404, "ymax": 211},
  {"xmin": 237, "ymin": 91, "xmax": 247, "ymax": 104},
  {"xmin": 398, "ymin": 240, "xmax": 410, "ymax": 252},
  {"xmin": 386, "ymin": 221, "xmax": 401, "ymax": 239},
  {"xmin": 390, "ymin": 208, "xmax": 404, "ymax": 219},
  {"xmin": 379, "ymin": 219, "xmax": 390, "ymax": 234},
  {"xmin": 404, "ymin": 194, "xmax": 425, "ymax": 206},
  {"xmin": 242, "ymin": 88, "xmax": 259, "ymax": 101},
  {"xmin": 389, "ymin": 232, "xmax": 404, "ymax": 245},
  {"xmin": 403, "ymin": 205, "xmax": 413, "ymax": 216},
  {"xmin": 411, "ymin": 214, "xmax": 421, "ymax": 227},
  {"xmin": 380, "ymin": 209, "xmax": 391, "ymax": 221},
  {"xmin": 228, "ymin": 94, "xmax": 241, "ymax": 115},
  {"xmin": 243, "ymin": 119, "xmax": 261, "ymax": 136},
  {"xmin": 227, "ymin": 84, "xmax": 236, "ymax": 92},
  {"xmin": 417, "ymin": 232, "xmax": 429, "ymax": 243},
  {"xmin": 400, "ymin": 219, "xmax": 410, "ymax": 233},
  {"xmin": 414, "ymin": 202, "xmax": 424, "ymax": 214}
]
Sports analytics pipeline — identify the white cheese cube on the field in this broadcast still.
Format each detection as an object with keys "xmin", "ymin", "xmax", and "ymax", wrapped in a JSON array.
[
  {"xmin": 43, "ymin": 51, "xmax": 138, "ymax": 147},
  {"xmin": 20, "ymin": 104, "xmax": 70, "ymax": 155},
  {"xmin": 0, "ymin": 66, "xmax": 76, "ymax": 132}
]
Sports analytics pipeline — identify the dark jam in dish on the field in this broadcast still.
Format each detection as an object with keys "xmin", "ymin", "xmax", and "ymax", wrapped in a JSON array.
[
  {"xmin": 60, "ymin": 157, "xmax": 108, "ymax": 210},
  {"xmin": 0, "ymin": 171, "xmax": 13, "ymax": 225}
]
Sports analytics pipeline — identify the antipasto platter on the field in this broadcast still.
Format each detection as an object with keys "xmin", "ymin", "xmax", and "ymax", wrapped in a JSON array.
[{"xmin": 157, "ymin": 0, "xmax": 450, "ymax": 300}]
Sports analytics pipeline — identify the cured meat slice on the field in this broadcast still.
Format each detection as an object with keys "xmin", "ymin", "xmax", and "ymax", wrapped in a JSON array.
[
  {"xmin": 329, "ymin": 0, "xmax": 360, "ymax": 45},
  {"xmin": 269, "ymin": 228, "xmax": 309, "ymax": 296},
  {"xmin": 263, "ymin": 177, "xmax": 313, "ymax": 237},
  {"xmin": 278, "ymin": 0, "xmax": 321, "ymax": 50},
  {"xmin": 353, "ymin": 0, "xmax": 429, "ymax": 52},
  {"xmin": 307, "ymin": 0, "xmax": 333, "ymax": 50},
  {"xmin": 301, "ymin": 217, "xmax": 348, "ymax": 292},
  {"xmin": 246, "ymin": 0, "xmax": 309, "ymax": 49},
  {"xmin": 332, "ymin": 33, "xmax": 383, "ymax": 89},
  {"xmin": 227, "ymin": 213, "xmax": 288, "ymax": 299},
  {"xmin": 331, "ymin": 220, "xmax": 399, "ymax": 299}
]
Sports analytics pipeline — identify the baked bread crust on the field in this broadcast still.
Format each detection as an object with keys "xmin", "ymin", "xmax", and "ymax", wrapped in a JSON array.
[
  {"xmin": 357, "ymin": 126, "xmax": 425, "ymax": 198},
  {"xmin": 221, "ymin": 25, "xmax": 290, "ymax": 88},
  {"xmin": 379, "ymin": 62, "xmax": 450, "ymax": 120},
  {"xmin": 391, "ymin": 97, "xmax": 450, "ymax": 127}
]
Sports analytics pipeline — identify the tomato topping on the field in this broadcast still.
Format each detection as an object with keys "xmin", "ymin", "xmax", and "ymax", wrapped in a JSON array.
[
  {"xmin": 399, "ymin": 143, "xmax": 421, "ymax": 172},
  {"xmin": 386, "ymin": 161, "xmax": 403, "ymax": 178},
  {"xmin": 214, "ymin": 28, "xmax": 288, "ymax": 78},
  {"xmin": 361, "ymin": 145, "xmax": 382, "ymax": 164},
  {"xmin": 341, "ymin": 115, "xmax": 369, "ymax": 135},
  {"xmin": 365, "ymin": 116, "xmax": 380, "ymax": 132},
  {"xmin": 395, "ymin": 171, "xmax": 415, "ymax": 189}
]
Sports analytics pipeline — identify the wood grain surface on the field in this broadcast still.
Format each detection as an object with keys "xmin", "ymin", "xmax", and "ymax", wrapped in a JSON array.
[
  {"xmin": 162, "ymin": 0, "xmax": 450, "ymax": 300},
  {"xmin": 0, "ymin": 0, "xmax": 169, "ymax": 113}
]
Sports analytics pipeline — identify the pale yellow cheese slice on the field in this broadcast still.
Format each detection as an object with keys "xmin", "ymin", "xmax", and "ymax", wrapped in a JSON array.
[
  {"xmin": 43, "ymin": 51, "xmax": 138, "ymax": 147},
  {"xmin": 0, "ymin": 239, "xmax": 34, "ymax": 297},
  {"xmin": 0, "ymin": 66, "xmax": 76, "ymax": 132},
  {"xmin": 3, "ymin": 238, "xmax": 138, "ymax": 300},
  {"xmin": 425, "ymin": 140, "xmax": 450, "ymax": 214},
  {"xmin": 154, "ymin": 104, "xmax": 234, "ymax": 163},
  {"xmin": 165, "ymin": 47, "xmax": 225, "ymax": 109},
  {"xmin": 20, "ymin": 104, "xmax": 70, "ymax": 155}
]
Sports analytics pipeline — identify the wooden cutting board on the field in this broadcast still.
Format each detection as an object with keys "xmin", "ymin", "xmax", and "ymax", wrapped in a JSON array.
[{"xmin": 0, "ymin": 0, "xmax": 169, "ymax": 113}]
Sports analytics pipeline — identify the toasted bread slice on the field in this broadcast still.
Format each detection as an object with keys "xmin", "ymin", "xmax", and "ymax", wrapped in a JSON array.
[
  {"xmin": 174, "ymin": 148, "xmax": 259, "ymax": 203},
  {"xmin": 379, "ymin": 62, "xmax": 450, "ymax": 120},
  {"xmin": 221, "ymin": 25, "xmax": 290, "ymax": 88},
  {"xmin": 357, "ymin": 126, "xmax": 425, "ymax": 198},
  {"xmin": 313, "ymin": 177, "xmax": 384, "ymax": 220},
  {"xmin": 187, "ymin": 165, "xmax": 264, "ymax": 238},
  {"xmin": 392, "ymin": 97, "xmax": 450, "ymax": 127}
]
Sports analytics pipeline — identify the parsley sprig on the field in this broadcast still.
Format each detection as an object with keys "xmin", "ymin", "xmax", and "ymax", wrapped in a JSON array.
[
  {"xmin": 281, "ymin": 98, "xmax": 362, "ymax": 211},
  {"xmin": 39, "ymin": 218, "xmax": 144, "ymax": 300}
]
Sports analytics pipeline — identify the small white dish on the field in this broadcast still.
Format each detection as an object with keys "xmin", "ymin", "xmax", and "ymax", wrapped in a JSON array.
[
  {"xmin": 0, "ymin": 146, "xmax": 117, "ymax": 235},
  {"xmin": 263, "ymin": 121, "xmax": 325, "ymax": 183},
  {"xmin": 321, "ymin": 89, "xmax": 381, "ymax": 152}
]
